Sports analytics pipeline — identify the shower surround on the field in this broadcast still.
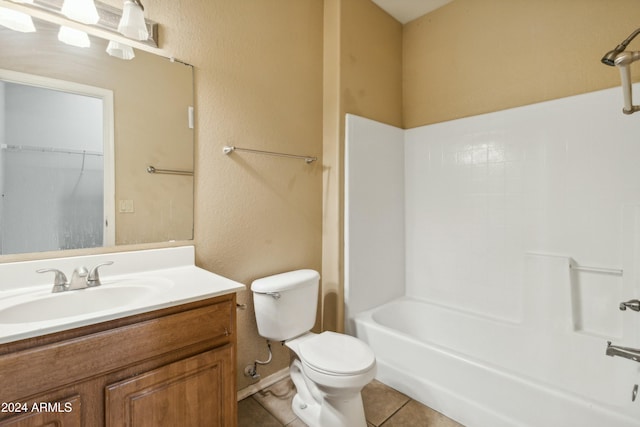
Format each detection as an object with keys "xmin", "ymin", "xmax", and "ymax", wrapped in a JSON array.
[{"xmin": 345, "ymin": 85, "xmax": 640, "ymax": 426}]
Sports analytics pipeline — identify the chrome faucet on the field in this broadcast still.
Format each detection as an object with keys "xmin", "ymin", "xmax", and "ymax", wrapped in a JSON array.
[
  {"xmin": 37, "ymin": 262, "xmax": 114, "ymax": 293},
  {"xmin": 606, "ymin": 341, "xmax": 640, "ymax": 363},
  {"xmin": 68, "ymin": 266, "xmax": 89, "ymax": 290},
  {"xmin": 87, "ymin": 261, "xmax": 114, "ymax": 287},
  {"xmin": 36, "ymin": 268, "xmax": 68, "ymax": 293},
  {"xmin": 619, "ymin": 299, "xmax": 640, "ymax": 311}
]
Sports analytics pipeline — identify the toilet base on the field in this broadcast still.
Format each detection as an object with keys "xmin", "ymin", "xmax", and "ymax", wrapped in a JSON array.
[{"xmin": 289, "ymin": 359, "xmax": 368, "ymax": 427}]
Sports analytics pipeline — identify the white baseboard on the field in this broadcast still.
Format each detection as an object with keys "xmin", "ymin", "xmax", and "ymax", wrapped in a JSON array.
[{"xmin": 237, "ymin": 367, "xmax": 290, "ymax": 401}]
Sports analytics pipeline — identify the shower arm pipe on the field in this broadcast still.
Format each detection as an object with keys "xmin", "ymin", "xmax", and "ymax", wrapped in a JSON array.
[
  {"xmin": 602, "ymin": 27, "xmax": 640, "ymax": 66},
  {"xmin": 620, "ymin": 28, "xmax": 640, "ymax": 50},
  {"xmin": 615, "ymin": 51, "xmax": 640, "ymax": 114},
  {"xmin": 614, "ymin": 28, "xmax": 640, "ymax": 56}
]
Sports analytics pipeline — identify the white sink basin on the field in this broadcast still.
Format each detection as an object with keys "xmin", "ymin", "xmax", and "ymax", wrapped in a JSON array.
[
  {"xmin": 0, "ymin": 278, "xmax": 173, "ymax": 324},
  {"xmin": 0, "ymin": 246, "xmax": 246, "ymax": 344}
]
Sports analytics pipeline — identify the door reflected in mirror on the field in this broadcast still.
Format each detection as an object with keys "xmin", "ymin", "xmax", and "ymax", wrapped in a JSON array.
[
  {"xmin": 0, "ymin": 73, "xmax": 114, "ymax": 255},
  {"xmin": 0, "ymin": 15, "xmax": 194, "ymax": 257}
]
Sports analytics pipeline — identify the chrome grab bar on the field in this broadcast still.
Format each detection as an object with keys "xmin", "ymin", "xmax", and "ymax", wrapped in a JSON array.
[{"xmin": 606, "ymin": 341, "xmax": 640, "ymax": 363}]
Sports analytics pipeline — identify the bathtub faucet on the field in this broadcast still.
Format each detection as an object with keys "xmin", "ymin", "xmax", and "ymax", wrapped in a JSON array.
[
  {"xmin": 619, "ymin": 299, "xmax": 640, "ymax": 311},
  {"xmin": 606, "ymin": 341, "xmax": 640, "ymax": 363}
]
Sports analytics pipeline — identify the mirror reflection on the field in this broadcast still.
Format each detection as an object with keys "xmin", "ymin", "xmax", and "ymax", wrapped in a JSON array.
[
  {"xmin": 0, "ymin": 17, "xmax": 194, "ymax": 256},
  {"xmin": 1, "ymin": 78, "xmax": 108, "ymax": 255}
]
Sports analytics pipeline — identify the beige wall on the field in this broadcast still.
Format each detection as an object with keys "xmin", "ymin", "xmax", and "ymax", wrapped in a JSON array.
[
  {"xmin": 322, "ymin": 0, "xmax": 402, "ymax": 332},
  {"xmin": 403, "ymin": 0, "xmax": 640, "ymax": 127},
  {"xmin": 144, "ymin": 1, "xmax": 324, "ymax": 390}
]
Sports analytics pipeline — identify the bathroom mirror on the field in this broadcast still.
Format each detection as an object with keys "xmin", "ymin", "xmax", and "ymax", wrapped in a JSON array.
[{"xmin": 0, "ymin": 16, "xmax": 194, "ymax": 256}]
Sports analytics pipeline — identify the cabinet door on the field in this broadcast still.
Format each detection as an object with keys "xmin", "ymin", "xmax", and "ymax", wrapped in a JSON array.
[
  {"xmin": 106, "ymin": 346, "xmax": 235, "ymax": 427},
  {"xmin": 0, "ymin": 396, "xmax": 81, "ymax": 427}
]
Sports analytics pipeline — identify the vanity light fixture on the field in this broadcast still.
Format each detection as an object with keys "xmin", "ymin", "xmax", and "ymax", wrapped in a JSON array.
[
  {"xmin": 117, "ymin": 0, "xmax": 147, "ymax": 40},
  {"xmin": 0, "ymin": 0, "xmax": 159, "ymax": 53},
  {"xmin": 106, "ymin": 39, "xmax": 134, "ymax": 59},
  {"xmin": 0, "ymin": 0, "xmax": 35, "ymax": 32},
  {"xmin": 57, "ymin": 24, "xmax": 90, "ymax": 47},
  {"xmin": 60, "ymin": 0, "xmax": 98, "ymax": 24}
]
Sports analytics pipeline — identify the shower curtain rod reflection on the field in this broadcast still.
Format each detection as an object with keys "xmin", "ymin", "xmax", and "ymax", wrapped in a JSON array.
[
  {"xmin": 1, "ymin": 143, "xmax": 103, "ymax": 156},
  {"xmin": 223, "ymin": 145, "xmax": 317, "ymax": 164}
]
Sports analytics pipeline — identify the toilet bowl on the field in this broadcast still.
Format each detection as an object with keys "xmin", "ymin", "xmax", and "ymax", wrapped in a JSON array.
[{"xmin": 251, "ymin": 270, "xmax": 376, "ymax": 427}]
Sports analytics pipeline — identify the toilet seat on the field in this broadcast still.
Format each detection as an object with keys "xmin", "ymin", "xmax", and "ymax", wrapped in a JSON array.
[{"xmin": 298, "ymin": 331, "xmax": 375, "ymax": 376}]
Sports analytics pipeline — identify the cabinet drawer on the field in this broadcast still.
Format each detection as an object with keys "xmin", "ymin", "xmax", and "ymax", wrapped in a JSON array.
[{"xmin": 0, "ymin": 298, "xmax": 233, "ymax": 402}]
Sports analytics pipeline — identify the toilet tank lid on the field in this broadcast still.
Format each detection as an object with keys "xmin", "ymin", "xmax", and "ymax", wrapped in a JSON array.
[{"xmin": 251, "ymin": 269, "xmax": 320, "ymax": 293}]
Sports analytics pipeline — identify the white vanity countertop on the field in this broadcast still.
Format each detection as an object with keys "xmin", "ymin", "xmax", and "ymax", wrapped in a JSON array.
[{"xmin": 0, "ymin": 246, "xmax": 246, "ymax": 344}]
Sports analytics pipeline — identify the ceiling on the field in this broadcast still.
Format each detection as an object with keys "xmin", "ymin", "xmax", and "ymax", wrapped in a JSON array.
[{"xmin": 371, "ymin": 0, "xmax": 453, "ymax": 24}]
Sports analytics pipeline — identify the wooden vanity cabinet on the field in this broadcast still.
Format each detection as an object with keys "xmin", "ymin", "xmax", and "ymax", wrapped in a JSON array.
[{"xmin": 0, "ymin": 294, "xmax": 238, "ymax": 427}]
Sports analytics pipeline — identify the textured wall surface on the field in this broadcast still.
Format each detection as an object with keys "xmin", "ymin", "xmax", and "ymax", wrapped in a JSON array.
[
  {"xmin": 322, "ymin": 0, "xmax": 403, "ymax": 332},
  {"xmin": 119, "ymin": 0, "xmax": 325, "ymax": 390},
  {"xmin": 403, "ymin": 0, "xmax": 640, "ymax": 127}
]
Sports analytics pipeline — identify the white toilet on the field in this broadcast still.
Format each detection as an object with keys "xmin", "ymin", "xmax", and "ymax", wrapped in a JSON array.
[{"xmin": 251, "ymin": 269, "xmax": 376, "ymax": 427}]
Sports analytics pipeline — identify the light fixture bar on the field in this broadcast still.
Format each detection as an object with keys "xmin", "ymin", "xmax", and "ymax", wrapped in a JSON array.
[{"xmin": 1, "ymin": 0, "xmax": 158, "ymax": 47}]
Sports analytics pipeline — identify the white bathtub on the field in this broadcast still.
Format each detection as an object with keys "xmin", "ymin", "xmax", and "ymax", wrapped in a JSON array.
[{"xmin": 353, "ymin": 296, "xmax": 640, "ymax": 427}]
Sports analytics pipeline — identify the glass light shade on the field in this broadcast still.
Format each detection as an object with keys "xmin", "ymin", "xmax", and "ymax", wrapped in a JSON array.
[
  {"xmin": 0, "ymin": 7, "xmax": 35, "ymax": 32},
  {"xmin": 118, "ymin": 0, "xmax": 148, "ymax": 41},
  {"xmin": 106, "ymin": 40, "xmax": 135, "ymax": 60},
  {"xmin": 57, "ymin": 25, "xmax": 90, "ymax": 48},
  {"xmin": 61, "ymin": 0, "xmax": 99, "ymax": 25}
]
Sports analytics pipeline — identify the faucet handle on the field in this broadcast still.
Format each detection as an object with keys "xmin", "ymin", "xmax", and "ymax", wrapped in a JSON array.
[
  {"xmin": 619, "ymin": 299, "xmax": 640, "ymax": 311},
  {"xmin": 36, "ymin": 268, "xmax": 68, "ymax": 293},
  {"xmin": 88, "ymin": 261, "xmax": 114, "ymax": 287}
]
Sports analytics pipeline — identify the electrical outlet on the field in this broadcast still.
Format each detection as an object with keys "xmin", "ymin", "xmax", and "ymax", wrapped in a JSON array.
[{"xmin": 119, "ymin": 199, "xmax": 134, "ymax": 213}]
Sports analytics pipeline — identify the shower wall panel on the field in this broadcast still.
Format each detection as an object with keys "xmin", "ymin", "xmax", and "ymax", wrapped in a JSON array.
[
  {"xmin": 405, "ymin": 85, "xmax": 640, "ymax": 325},
  {"xmin": 345, "ymin": 114, "xmax": 405, "ymax": 326}
]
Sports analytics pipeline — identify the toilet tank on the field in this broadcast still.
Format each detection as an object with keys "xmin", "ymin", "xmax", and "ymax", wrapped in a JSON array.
[{"xmin": 251, "ymin": 269, "xmax": 320, "ymax": 341}]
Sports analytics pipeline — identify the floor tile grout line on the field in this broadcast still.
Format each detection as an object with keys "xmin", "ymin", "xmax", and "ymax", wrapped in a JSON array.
[{"xmin": 376, "ymin": 398, "xmax": 412, "ymax": 427}]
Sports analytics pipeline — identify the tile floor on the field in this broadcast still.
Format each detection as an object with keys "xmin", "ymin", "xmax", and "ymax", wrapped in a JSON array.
[{"xmin": 238, "ymin": 378, "xmax": 464, "ymax": 427}]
